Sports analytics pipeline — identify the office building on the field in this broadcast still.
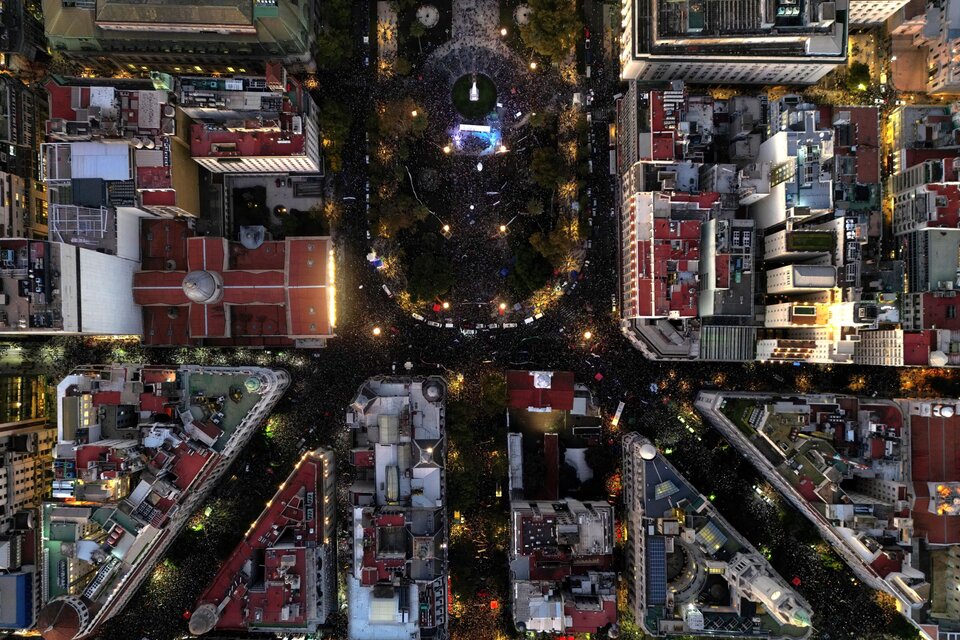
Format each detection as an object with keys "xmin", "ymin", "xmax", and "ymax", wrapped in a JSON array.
[
  {"xmin": 509, "ymin": 499, "xmax": 616, "ymax": 636},
  {"xmin": 181, "ymin": 65, "xmax": 321, "ymax": 174},
  {"xmin": 0, "ymin": 238, "xmax": 141, "ymax": 336},
  {"xmin": 42, "ymin": 0, "xmax": 317, "ymax": 75},
  {"xmin": 618, "ymin": 0, "xmax": 848, "ymax": 84}
]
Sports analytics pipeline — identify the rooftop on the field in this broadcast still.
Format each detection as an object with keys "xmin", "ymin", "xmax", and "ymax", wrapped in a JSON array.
[
  {"xmin": 134, "ymin": 219, "xmax": 334, "ymax": 346},
  {"xmin": 346, "ymin": 377, "xmax": 448, "ymax": 640},
  {"xmin": 192, "ymin": 448, "xmax": 335, "ymax": 633},
  {"xmin": 41, "ymin": 364, "xmax": 289, "ymax": 638}
]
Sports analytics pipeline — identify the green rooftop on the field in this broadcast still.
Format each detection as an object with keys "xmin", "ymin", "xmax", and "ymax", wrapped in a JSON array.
[
  {"xmin": 188, "ymin": 373, "xmax": 262, "ymax": 452},
  {"xmin": 786, "ymin": 231, "xmax": 834, "ymax": 252}
]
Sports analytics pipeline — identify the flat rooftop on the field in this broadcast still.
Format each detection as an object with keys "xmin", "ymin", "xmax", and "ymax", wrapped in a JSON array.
[{"xmin": 195, "ymin": 449, "xmax": 331, "ymax": 632}]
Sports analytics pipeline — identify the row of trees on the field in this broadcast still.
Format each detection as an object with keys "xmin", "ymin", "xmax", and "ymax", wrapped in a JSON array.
[{"xmin": 314, "ymin": 0, "xmax": 353, "ymax": 72}]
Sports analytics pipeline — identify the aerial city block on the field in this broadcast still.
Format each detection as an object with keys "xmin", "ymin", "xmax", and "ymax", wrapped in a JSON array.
[{"xmin": 0, "ymin": 0, "xmax": 956, "ymax": 639}]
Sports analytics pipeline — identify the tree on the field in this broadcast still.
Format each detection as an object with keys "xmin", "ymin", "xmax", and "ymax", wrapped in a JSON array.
[
  {"xmin": 395, "ymin": 56, "xmax": 412, "ymax": 76},
  {"xmin": 510, "ymin": 240, "xmax": 553, "ymax": 295},
  {"xmin": 520, "ymin": 0, "xmax": 583, "ymax": 61},
  {"xmin": 409, "ymin": 20, "xmax": 427, "ymax": 49},
  {"xmin": 378, "ymin": 98, "xmax": 428, "ymax": 140},
  {"xmin": 846, "ymin": 61, "xmax": 870, "ymax": 91},
  {"xmin": 320, "ymin": 99, "xmax": 352, "ymax": 173},
  {"xmin": 479, "ymin": 372, "xmax": 508, "ymax": 417},
  {"xmin": 407, "ymin": 253, "xmax": 455, "ymax": 301},
  {"xmin": 531, "ymin": 147, "xmax": 565, "ymax": 190},
  {"xmin": 529, "ymin": 215, "xmax": 582, "ymax": 268},
  {"xmin": 525, "ymin": 197, "xmax": 544, "ymax": 216},
  {"xmin": 375, "ymin": 193, "xmax": 429, "ymax": 237}
]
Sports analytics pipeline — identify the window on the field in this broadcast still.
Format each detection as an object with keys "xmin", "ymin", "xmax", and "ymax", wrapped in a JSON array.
[{"xmin": 948, "ymin": 305, "xmax": 957, "ymax": 319}]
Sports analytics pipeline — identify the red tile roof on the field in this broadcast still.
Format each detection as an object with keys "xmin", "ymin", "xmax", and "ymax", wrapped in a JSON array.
[
  {"xmin": 195, "ymin": 453, "xmax": 326, "ymax": 631},
  {"xmin": 506, "ymin": 371, "xmax": 575, "ymax": 411},
  {"xmin": 564, "ymin": 597, "xmax": 616, "ymax": 633},
  {"xmin": 903, "ymin": 331, "xmax": 933, "ymax": 366},
  {"xmin": 190, "ymin": 122, "xmax": 305, "ymax": 159},
  {"xmin": 134, "ymin": 219, "xmax": 333, "ymax": 345},
  {"xmin": 911, "ymin": 408, "xmax": 960, "ymax": 543}
]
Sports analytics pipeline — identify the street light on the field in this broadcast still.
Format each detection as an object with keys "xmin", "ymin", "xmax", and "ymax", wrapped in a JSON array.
[
  {"xmin": 498, "ymin": 144, "xmax": 508, "ymax": 153},
  {"xmin": 411, "ymin": 109, "xmax": 419, "ymax": 117},
  {"xmin": 442, "ymin": 301, "xmax": 450, "ymax": 310},
  {"xmin": 500, "ymin": 27, "xmax": 507, "ymax": 36},
  {"xmin": 372, "ymin": 326, "xmax": 382, "ymax": 336},
  {"xmin": 499, "ymin": 224, "xmax": 507, "ymax": 233},
  {"xmin": 442, "ymin": 145, "xmax": 451, "ymax": 154},
  {"xmin": 529, "ymin": 62, "xmax": 538, "ymax": 70},
  {"xmin": 583, "ymin": 330, "xmax": 593, "ymax": 340},
  {"xmin": 443, "ymin": 224, "xmax": 450, "ymax": 233},
  {"xmin": 499, "ymin": 302, "xmax": 507, "ymax": 311}
]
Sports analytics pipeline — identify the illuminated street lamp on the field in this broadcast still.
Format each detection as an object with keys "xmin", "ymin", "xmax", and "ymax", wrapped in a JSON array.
[
  {"xmin": 583, "ymin": 330, "xmax": 593, "ymax": 340},
  {"xmin": 442, "ymin": 145, "xmax": 451, "ymax": 154},
  {"xmin": 442, "ymin": 301, "xmax": 450, "ymax": 310},
  {"xmin": 372, "ymin": 326, "xmax": 382, "ymax": 337},
  {"xmin": 411, "ymin": 109, "xmax": 419, "ymax": 117},
  {"xmin": 443, "ymin": 224, "xmax": 450, "ymax": 233},
  {"xmin": 499, "ymin": 224, "xmax": 507, "ymax": 233},
  {"xmin": 530, "ymin": 61, "xmax": 538, "ymax": 70},
  {"xmin": 499, "ymin": 302, "xmax": 507, "ymax": 311},
  {"xmin": 500, "ymin": 28, "xmax": 507, "ymax": 36}
]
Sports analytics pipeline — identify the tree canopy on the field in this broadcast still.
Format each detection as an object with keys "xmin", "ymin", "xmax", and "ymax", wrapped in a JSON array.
[
  {"xmin": 407, "ymin": 252, "xmax": 455, "ymax": 301},
  {"xmin": 519, "ymin": 0, "xmax": 583, "ymax": 61},
  {"xmin": 377, "ymin": 98, "xmax": 428, "ymax": 140},
  {"xmin": 531, "ymin": 147, "xmax": 566, "ymax": 190},
  {"xmin": 375, "ymin": 193, "xmax": 430, "ymax": 237},
  {"xmin": 319, "ymin": 99, "xmax": 352, "ymax": 173}
]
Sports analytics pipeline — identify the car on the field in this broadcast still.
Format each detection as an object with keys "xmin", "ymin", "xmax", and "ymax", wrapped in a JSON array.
[
  {"xmin": 502, "ymin": 323, "xmax": 518, "ymax": 329},
  {"xmin": 382, "ymin": 284, "xmax": 393, "ymax": 297},
  {"xmin": 444, "ymin": 322, "xmax": 454, "ymax": 329},
  {"xmin": 461, "ymin": 328, "xmax": 477, "ymax": 336},
  {"xmin": 524, "ymin": 317, "xmax": 534, "ymax": 325},
  {"xmin": 412, "ymin": 313, "xmax": 425, "ymax": 321},
  {"xmin": 426, "ymin": 320, "xmax": 441, "ymax": 327}
]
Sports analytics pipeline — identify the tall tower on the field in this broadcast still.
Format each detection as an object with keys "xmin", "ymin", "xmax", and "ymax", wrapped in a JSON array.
[{"xmin": 37, "ymin": 596, "xmax": 96, "ymax": 640}]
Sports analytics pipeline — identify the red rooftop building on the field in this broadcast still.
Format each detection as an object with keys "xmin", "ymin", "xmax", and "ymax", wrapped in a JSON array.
[{"xmin": 133, "ymin": 219, "xmax": 334, "ymax": 347}]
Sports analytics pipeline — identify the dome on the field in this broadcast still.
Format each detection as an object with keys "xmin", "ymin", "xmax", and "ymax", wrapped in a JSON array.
[
  {"xmin": 188, "ymin": 603, "xmax": 220, "ymax": 635},
  {"xmin": 37, "ymin": 599, "xmax": 82, "ymax": 640},
  {"xmin": 181, "ymin": 270, "xmax": 223, "ymax": 305},
  {"xmin": 422, "ymin": 379, "xmax": 444, "ymax": 403},
  {"xmin": 638, "ymin": 443, "xmax": 658, "ymax": 461}
]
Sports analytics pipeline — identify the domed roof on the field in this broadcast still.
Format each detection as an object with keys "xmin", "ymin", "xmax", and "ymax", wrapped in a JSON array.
[
  {"xmin": 422, "ymin": 379, "xmax": 444, "ymax": 402},
  {"xmin": 638, "ymin": 443, "xmax": 658, "ymax": 461},
  {"xmin": 37, "ymin": 599, "xmax": 82, "ymax": 640},
  {"xmin": 182, "ymin": 270, "xmax": 223, "ymax": 305},
  {"xmin": 188, "ymin": 603, "xmax": 220, "ymax": 635}
]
